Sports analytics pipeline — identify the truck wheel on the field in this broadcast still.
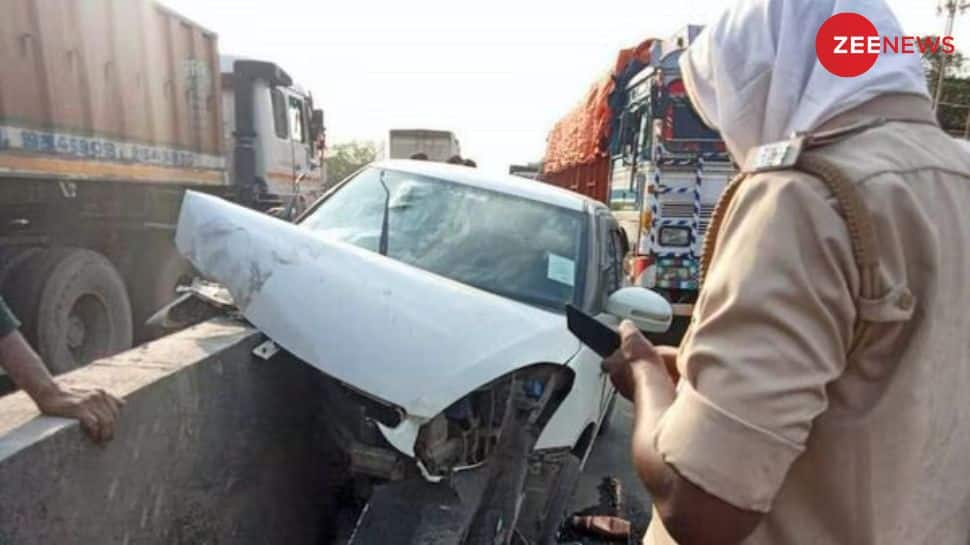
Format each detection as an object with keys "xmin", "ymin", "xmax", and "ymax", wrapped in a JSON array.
[
  {"xmin": 4, "ymin": 248, "xmax": 71, "ymax": 349},
  {"xmin": 29, "ymin": 248, "xmax": 133, "ymax": 373},
  {"xmin": 0, "ymin": 246, "xmax": 43, "ymax": 291},
  {"xmin": 130, "ymin": 239, "xmax": 195, "ymax": 342}
]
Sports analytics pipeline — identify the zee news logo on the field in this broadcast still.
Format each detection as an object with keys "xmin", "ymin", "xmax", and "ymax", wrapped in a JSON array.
[{"xmin": 816, "ymin": 12, "xmax": 957, "ymax": 77}]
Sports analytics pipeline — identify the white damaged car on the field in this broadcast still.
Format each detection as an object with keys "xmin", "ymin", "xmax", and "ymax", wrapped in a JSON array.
[{"xmin": 174, "ymin": 160, "xmax": 671, "ymax": 544}]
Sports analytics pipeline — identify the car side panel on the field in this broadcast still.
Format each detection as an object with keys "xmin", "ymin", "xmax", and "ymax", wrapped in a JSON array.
[{"xmin": 536, "ymin": 344, "xmax": 605, "ymax": 451}]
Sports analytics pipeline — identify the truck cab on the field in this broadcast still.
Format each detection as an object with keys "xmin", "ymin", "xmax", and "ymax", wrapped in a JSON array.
[
  {"xmin": 221, "ymin": 57, "xmax": 326, "ymax": 214},
  {"xmin": 608, "ymin": 26, "xmax": 734, "ymax": 317}
]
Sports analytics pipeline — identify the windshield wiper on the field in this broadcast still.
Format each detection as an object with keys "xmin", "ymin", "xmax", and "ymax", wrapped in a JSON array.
[{"xmin": 378, "ymin": 170, "xmax": 390, "ymax": 256}]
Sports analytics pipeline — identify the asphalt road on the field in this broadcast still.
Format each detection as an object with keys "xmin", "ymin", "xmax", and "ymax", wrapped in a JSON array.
[{"xmin": 567, "ymin": 397, "xmax": 653, "ymax": 539}]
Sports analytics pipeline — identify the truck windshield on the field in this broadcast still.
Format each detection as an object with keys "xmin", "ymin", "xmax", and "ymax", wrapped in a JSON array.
[
  {"xmin": 670, "ymin": 99, "xmax": 720, "ymax": 141},
  {"xmin": 301, "ymin": 167, "xmax": 587, "ymax": 311}
]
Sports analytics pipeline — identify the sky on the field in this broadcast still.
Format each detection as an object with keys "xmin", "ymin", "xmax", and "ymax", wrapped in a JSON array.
[{"xmin": 162, "ymin": 0, "xmax": 969, "ymax": 173}]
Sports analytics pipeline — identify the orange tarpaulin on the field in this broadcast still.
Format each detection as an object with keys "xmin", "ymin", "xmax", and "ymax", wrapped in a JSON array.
[{"xmin": 543, "ymin": 40, "xmax": 653, "ymax": 175}]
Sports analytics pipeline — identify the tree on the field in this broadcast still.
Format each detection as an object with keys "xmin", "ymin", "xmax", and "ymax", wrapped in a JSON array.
[
  {"xmin": 325, "ymin": 141, "xmax": 379, "ymax": 186},
  {"xmin": 922, "ymin": 37, "xmax": 970, "ymax": 135},
  {"xmin": 922, "ymin": 38, "xmax": 967, "ymax": 81}
]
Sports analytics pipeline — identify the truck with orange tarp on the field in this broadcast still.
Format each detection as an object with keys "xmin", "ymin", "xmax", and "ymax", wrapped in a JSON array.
[
  {"xmin": 541, "ymin": 40, "xmax": 653, "ymax": 205},
  {"xmin": 542, "ymin": 26, "xmax": 733, "ymax": 336}
]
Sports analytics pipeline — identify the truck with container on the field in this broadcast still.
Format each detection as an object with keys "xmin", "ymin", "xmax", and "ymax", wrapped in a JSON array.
[
  {"xmin": 541, "ymin": 27, "xmax": 733, "ymax": 336},
  {"xmin": 388, "ymin": 128, "xmax": 461, "ymax": 162},
  {"xmin": 0, "ymin": 0, "xmax": 326, "ymax": 374}
]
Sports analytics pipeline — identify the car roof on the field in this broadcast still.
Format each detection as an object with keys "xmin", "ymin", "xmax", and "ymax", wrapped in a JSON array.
[{"xmin": 371, "ymin": 160, "xmax": 604, "ymax": 213}]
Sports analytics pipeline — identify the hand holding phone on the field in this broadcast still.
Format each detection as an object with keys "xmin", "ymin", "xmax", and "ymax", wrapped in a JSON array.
[{"xmin": 565, "ymin": 304, "xmax": 621, "ymax": 358}]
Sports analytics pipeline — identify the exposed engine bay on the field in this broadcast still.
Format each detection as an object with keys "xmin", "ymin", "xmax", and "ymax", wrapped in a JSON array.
[
  {"xmin": 413, "ymin": 375, "xmax": 510, "ymax": 476},
  {"xmin": 314, "ymin": 364, "xmax": 576, "ymax": 544},
  {"xmin": 321, "ymin": 363, "xmax": 572, "ymax": 477}
]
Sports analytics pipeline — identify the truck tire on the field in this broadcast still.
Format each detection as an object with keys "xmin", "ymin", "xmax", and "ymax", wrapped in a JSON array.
[
  {"xmin": 130, "ymin": 239, "xmax": 195, "ymax": 342},
  {"xmin": 21, "ymin": 248, "xmax": 133, "ymax": 374},
  {"xmin": 4, "ymin": 248, "xmax": 70, "ymax": 347},
  {"xmin": 0, "ymin": 246, "xmax": 43, "ymax": 291}
]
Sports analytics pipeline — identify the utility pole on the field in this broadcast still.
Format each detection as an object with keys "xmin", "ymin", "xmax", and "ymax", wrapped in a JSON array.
[{"xmin": 934, "ymin": 0, "xmax": 970, "ymax": 111}]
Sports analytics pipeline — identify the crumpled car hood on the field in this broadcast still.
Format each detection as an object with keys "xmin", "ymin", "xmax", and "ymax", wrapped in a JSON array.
[{"xmin": 175, "ymin": 191, "xmax": 581, "ymax": 419}]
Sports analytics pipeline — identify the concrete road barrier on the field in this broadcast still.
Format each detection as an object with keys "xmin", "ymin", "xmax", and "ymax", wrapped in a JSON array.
[{"xmin": 0, "ymin": 318, "xmax": 335, "ymax": 545}]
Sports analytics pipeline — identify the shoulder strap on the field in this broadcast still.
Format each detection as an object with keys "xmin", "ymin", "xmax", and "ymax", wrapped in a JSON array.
[{"xmin": 699, "ymin": 152, "xmax": 883, "ymax": 303}]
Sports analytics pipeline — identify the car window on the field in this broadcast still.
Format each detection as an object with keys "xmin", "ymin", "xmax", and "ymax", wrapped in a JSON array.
[
  {"xmin": 609, "ymin": 227, "xmax": 627, "ymax": 290},
  {"xmin": 301, "ymin": 167, "xmax": 588, "ymax": 311},
  {"xmin": 600, "ymin": 217, "xmax": 625, "ymax": 298}
]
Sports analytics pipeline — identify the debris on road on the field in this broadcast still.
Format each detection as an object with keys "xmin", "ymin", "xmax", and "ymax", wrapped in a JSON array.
[
  {"xmin": 557, "ymin": 477, "xmax": 646, "ymax": 545},
  {"xmin": 569, "ymin": 516, "xmax": 631, "ymax": 541}
]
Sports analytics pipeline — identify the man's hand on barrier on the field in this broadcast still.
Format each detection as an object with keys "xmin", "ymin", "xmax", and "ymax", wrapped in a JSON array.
[
  {"xmin": 0, "ymin": 329, "xmax": 125, "ymax": 443},
  {"xmin": 34, "ymin": 384, "xmax": 125, "ymax": 443}
]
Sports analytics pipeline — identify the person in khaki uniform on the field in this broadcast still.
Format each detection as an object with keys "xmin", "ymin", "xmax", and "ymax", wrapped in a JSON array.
[{"xmin": 603, "ymin": 1, "xmax": 970, "ymax": 544}]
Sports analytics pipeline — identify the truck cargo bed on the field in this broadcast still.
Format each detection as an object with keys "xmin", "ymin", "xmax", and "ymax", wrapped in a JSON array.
[{"xmin": 0, "ymin": 0, "xmax": 225, "ymax": 185}]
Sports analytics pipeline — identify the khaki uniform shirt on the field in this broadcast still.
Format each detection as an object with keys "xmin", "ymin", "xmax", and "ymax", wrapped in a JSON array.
[{"xmin": 646, "ymin": 94, "xmax": 970, "ymax": 545}]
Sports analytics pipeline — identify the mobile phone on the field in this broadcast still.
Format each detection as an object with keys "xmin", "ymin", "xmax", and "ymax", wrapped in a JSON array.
[{"xmin": 565, "ymin": 304, "xmax": 621, "ymax": 358}]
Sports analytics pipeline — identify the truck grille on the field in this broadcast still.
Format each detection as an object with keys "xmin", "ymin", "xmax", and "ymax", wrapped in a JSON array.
[
  {"xmin": 659, "ymin": 203, "xmax": 716, "ymax": 237},
  {"xmin": 660, "ymin": 203, "xmax": 693, "ymax": 217}
]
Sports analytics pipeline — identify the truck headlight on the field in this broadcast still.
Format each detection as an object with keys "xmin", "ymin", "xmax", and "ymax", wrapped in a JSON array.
[{"xmin": 659, "ymin": 226, "xmax": 690, "ymax": 247}]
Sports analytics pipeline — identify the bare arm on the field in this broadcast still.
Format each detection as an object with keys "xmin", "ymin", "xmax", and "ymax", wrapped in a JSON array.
[
  {"xmin": 0, "ymin": 330, "xmax": 59, "ymax": 403},
  {"xmin": 605, "ymin": 322, "xmax": 763, "ymax": 545},
  {"xmin": 0, "ymin": 330, "xmax": 124, "ymax": 443}
]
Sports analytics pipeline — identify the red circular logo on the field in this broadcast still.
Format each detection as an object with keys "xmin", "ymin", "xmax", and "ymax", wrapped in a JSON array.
[{"xmin": 816, "ymin": 13, "xmax": 879, "ymax": 77}]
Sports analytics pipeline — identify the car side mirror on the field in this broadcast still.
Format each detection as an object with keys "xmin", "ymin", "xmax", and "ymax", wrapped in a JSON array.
[{"xmin": 606, "ymin": 287, "xmax": 672, "ymax": 333}]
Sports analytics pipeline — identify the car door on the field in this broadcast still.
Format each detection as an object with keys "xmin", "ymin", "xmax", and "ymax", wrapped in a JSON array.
[
  {"xmin": 595, "ymin": 215, "xmax": 627, "ymax": 418},
  {"xmin": 552, "ymin": 212, "xmax": 626, "ymax": 461}
]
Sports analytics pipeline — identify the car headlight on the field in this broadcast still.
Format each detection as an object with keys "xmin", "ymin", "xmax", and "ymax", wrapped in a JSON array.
[{"xmin": 659, "ymin": 226, "xmax": 690, "ymax": 247}]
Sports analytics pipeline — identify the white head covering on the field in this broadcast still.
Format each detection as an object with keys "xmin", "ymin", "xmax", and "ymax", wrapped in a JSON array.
[
  {"xmin": 680, "ymin": 0, "xmax": 930, "ymax": 162},
  {"xmin": 958, "ymin": 138, "xmax": 970, "ymax": 157}
]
